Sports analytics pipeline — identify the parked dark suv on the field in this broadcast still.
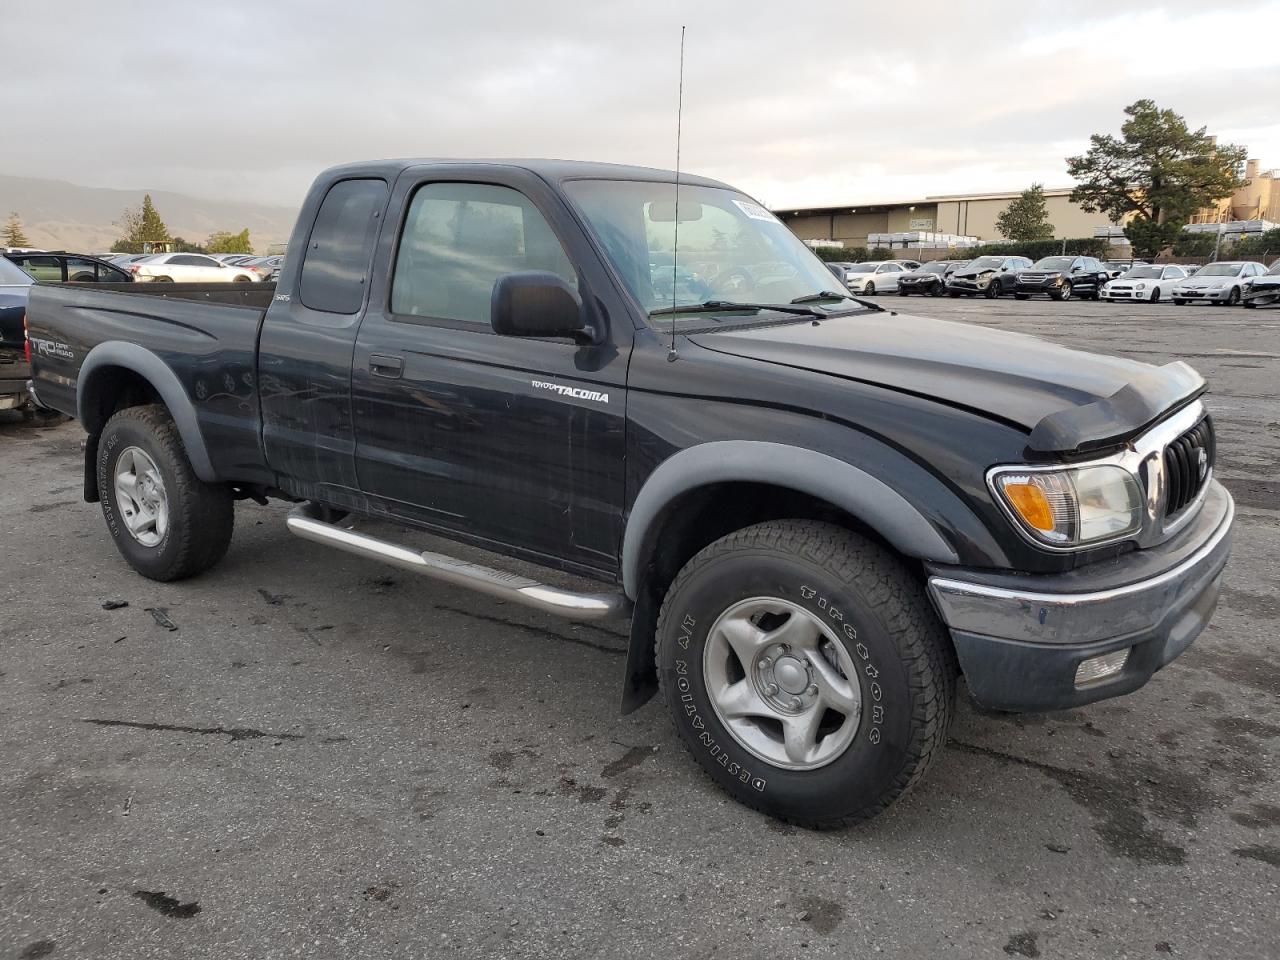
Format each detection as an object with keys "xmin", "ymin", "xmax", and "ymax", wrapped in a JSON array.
[
  {"xmin": 946, "ymin": 255, "xmax": 1032, "ymax": 298},
  {"xmin": 897, "ymin": 260, "xmax": 967, "ymax": 297},
  {"xmin": 1015, "ymin": 256, "xmax": 1109, "ymax": 301}
]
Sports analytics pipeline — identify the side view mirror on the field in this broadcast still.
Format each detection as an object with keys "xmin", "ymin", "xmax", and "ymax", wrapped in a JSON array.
[{"xmin": 491, "ymin": 271, "xmax": 597, "ymax": 345}]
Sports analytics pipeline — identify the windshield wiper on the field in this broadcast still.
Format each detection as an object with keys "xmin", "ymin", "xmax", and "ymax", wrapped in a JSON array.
[
  {"xmin": 648, "ymin": 299, "xmax": 828, "ymax": 319},
  {"xmin": 789, "ymin": 290, "xmax": 858, "ymax": 304}
]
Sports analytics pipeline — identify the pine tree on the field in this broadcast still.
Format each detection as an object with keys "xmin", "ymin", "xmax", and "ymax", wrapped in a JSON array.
[
  {"xmin": 2, "ymin": 211, "xmax": 31, "ymax": 248},
  {"xmin": 136, "ymin": 195, "xmax": 171, "ymax": 244},
  {"xmin": 996, "ymin": 185, "xmax": 1055, "ymax": 241},
  {"xmin": 1067, "ymin": 100, "xmax": 1246, "ymax": 258}
]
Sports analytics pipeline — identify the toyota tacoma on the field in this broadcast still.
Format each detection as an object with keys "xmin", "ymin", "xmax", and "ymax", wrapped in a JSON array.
[{"xmin": 25, "ymin": 159, "xmax": 1233, "ymax": 827}]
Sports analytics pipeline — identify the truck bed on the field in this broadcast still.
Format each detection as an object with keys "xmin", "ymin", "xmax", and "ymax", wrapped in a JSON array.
[{"xmin": 27, "ymin": 281, "xmax": 276, "ymax": 483}]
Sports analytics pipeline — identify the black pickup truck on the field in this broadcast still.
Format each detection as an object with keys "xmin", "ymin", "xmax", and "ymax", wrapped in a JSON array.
[{"xmin": 26, "ymin": 159, "xmax": 1233, "ymax": 828}]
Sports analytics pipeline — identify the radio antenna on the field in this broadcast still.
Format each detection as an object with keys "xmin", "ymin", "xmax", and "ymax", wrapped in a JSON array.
[{"xmin": 667, "ymin": 25, "xmax": 686, "ymax": 363}]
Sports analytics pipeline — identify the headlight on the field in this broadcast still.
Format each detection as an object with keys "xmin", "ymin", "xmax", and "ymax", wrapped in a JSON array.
[
  {"xmin": 990, "ymin": 464, "xmax": 1143, "ymax": 548},
  {"xmin": 1134, "ymin": 282, "xmax": 1145, "ymax": 290}
]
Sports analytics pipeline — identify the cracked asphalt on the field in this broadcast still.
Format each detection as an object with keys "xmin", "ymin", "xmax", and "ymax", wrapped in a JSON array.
[{"xmin": 2, "ymin": 297, "xmax": 1277, "ymax": 960}]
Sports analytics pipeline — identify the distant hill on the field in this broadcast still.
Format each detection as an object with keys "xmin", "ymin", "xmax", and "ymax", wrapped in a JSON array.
[{"xmin": 0, "ymin": 175, "xmax": 298, "ymax": 254}]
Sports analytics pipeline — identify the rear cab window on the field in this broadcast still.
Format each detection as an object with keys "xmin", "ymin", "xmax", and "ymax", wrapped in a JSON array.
[{"xmin": 299, "ymin": 178, "xmax": 389, "ymax": 314}]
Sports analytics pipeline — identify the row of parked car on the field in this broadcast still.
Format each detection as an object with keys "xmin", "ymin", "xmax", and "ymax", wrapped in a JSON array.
[
  {"xmin": 825, "ymin": 256, "xmax": 1280, "ymax": 307},
  {"xmin": 2, "ymin": 250, "xmax": 285, "ymax": 285}
]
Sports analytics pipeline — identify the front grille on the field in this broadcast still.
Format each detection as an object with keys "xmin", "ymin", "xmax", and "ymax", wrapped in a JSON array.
[{"xmin": 1164, "ymin": 416, "xmax": 1215, "ymax": 517}]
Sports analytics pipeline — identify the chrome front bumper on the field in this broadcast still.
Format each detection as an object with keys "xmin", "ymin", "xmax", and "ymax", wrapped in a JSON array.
[{"xmin": 926, "ymin": 482, "xmax": 1233, "ymax": 710}]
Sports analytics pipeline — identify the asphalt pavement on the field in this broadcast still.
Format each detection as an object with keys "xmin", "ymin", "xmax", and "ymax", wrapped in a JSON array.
[{"xmin": 1, "ymin": 295, "xmax": 1277, "ymax": 960}]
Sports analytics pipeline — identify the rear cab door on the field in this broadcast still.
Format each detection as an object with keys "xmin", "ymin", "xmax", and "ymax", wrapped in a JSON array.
[{"xmin": 349, "ymin": 163, "xmax": 631, "ymax": 576}]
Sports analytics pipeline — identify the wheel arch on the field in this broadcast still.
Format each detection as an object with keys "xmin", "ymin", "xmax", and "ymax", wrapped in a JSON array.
[
  {"xmin": 621, "ymin": 441, "xmax": 958, "ymax": 602},
  {"xmin": 617, "ymin": 441, "xmax": 962, "ymax": 714},
  {"xmin": 78, "ymin": 342, "xmax": 217, "ymax": 482}
]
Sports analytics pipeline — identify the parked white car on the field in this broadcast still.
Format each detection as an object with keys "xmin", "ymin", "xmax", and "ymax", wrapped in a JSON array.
[
  {"xmin": 1100, "ymin": 264, "xmax": 1191, "ymax": 303},
  {"xmin": 130, "ymin": 253, "xmax": 260, "ymax": 283},
  {"xmin": 1171, "ymin": 261, "xmax": 1268, "ymax": 306},
  {"xmin": 841, "ymin": 261, "xmax": 906, "ymax": 295}
]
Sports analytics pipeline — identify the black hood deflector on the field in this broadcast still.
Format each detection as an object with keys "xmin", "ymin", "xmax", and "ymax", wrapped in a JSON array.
[{"xmin": 1026, "ymin": 360, "xmax": 1205, "ymax": 454}]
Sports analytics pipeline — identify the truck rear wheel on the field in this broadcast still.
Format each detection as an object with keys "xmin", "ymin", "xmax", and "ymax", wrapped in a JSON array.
[
  {"xmin": 98, "ymin": 404, "xmax": 234, "ymax": 581},
  {"xmin": 655, "ymin": 520, "xmax": 956, "ymax": 828}
]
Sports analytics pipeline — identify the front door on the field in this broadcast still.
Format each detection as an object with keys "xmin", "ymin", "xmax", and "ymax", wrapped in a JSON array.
[{"xmin": 350, "ymin": 167, "xmax": 630, "ymax": 575}]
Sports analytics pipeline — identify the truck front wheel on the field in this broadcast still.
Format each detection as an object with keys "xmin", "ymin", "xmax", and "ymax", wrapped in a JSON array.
[
  {"xmin": 656, "ymin": 520, "xmax": 956, "ymax": 828},
  {"xmin": 97, "ymin": 404, "xmax": 234, "ymax": 581}
]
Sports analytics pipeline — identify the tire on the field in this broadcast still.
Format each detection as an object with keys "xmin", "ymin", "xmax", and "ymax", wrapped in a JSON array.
[
  {"xmin": 984, "ymin": 282, "xmax": 1000, "ymax": 299},
  {"xmin": 1014, "ymin": 293, "xmax": 1030, "ymax": 300},
  {"xmin": 864, "ymin": 282, "xmax": 875, "ymax": 296},
  {"xmin": 1174, "ymin": 298, "xmax": 1186, "ymax": 305},
  {"xmin": 1150, "ymin": 288, "xmax": 1161, "ymax": 303},
  {"xmin": 930, "ymin": 284, "xmax": 945, "ymax": 297},
  {"xmin": 655, "ymin": 520, "xmax": 957, "ymax": 828},
  {"xmin": 1226, "ymin": 287, "xmax": 1241, "ymax": 306},
  {"xmin": 97, "ymin": 404, "xmax": 234, "ymax": 581},
  {"xmin": 1052, "ymin": 282, "xmax": 1072, "ymax": 301}
]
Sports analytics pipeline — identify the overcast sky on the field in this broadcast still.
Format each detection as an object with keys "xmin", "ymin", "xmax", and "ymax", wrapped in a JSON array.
[{"xmin": 7, "ymin": 0, "xmax": 1280, "ymax": 211}]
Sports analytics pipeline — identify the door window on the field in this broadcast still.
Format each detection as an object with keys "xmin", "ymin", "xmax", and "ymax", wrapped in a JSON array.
[
  {"xmin": 390, "ymin": 182, "xmax": 576, "ymax": 325},
  {"xmin": 65, "ymin": 258, "xmax": 101, "ymax": 281},
  {"xmin": 299, "ymin": 178, "xmax": 389, "ymax": 314},
  {"xmin": 16, "ymin": 255, "xmax": 63, "ymax": 282}
]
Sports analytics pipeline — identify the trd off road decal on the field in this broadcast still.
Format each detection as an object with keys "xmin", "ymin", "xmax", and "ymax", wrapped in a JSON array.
[
  {"xmin": 675, "ymin": 613, "xmax": 767, "ymax": 791},
  {"xmin": 801, "ymin": 584, "xmax": 884, "ymax": 745}
]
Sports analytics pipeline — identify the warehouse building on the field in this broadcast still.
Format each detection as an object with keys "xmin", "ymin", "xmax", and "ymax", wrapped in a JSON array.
[
  {"xmin": 774, "ymin": 187, "xmax": 1098, "ymax": 249},
  {"xmin": 775, "ymin": 159, "xmax": 1279, "ymax": 248}
]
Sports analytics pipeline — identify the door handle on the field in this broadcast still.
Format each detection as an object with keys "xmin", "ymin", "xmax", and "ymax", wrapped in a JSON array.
[{"xmin": 369, "ymin": 354, "xmax": 404, "ymax": 379}]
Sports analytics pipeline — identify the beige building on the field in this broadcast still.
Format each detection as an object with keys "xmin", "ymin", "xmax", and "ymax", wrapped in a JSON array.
[
  {"xmin": 1190, "ymin": 159, "xmax": 1280, "ymax": 224},
  {"xmin": 775, "ymin": 187, "xmax": 1106, "ymax": 249},
  {"xmin": 776, "ymin": 157, "xmax": 1278, "ymax": 248}
]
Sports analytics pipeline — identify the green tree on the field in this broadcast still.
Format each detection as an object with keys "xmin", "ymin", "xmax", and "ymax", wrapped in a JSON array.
[
  {"xmin": 171, "ymin": 237, "xmax": 208, "ymax": 254},
  {"xmin": 136, "ymin": 194, "xmax": 171, "ymax": 245},
  {"xmin": 1066, "ymin": 99, "xmax": 1247, "ymax": 258},
  {"xmin": 1233, "ymin": 227, "xmax": 1280, "ymax": 259},
  {"xmin": 113, "ymin": 194, "xmax": 172, "ymax": 252},
  {"xmin": 2, "ymin": 211, "xmax": 31, "ymax": 247},
  {"xmin": 995, "ymin": 184, "xmax": 1055, "ymax": 241},
  {"xmin": 1170, "ymin": 231, "xmax": 1217, "ymax": 258},
  {"xmin": 206, "ymin": 228, "xmax": 253, "ymax": 254}
]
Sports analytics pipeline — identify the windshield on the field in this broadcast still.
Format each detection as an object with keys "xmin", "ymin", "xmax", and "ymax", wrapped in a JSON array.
[
  {"xmin": 964, "ymin": 257, "xmax": 1004, "ymax": 271},
  {"xmin": 1124, "ymin": 266, "xmax": 1163, "ymax": 279},
  {"xmin": 845, "ymin": 263, "xmax": 879, "ymax": 274},
  {"xmin": 1033, "ymin": 257, "xmax": 1073, "ymax": 270},
  {"xmin": 919, "ymin": 261, "xmax": 947, "ymax": 274},
  {"xmin": 0, "ymin": 257, "xmax": 36, "ymax": 285},
  {"xmin": 1266, "ymin": 262, "xmax": 1280, "ymax": 276},
  {"xmin": 1196, "ymin": 263, "xmax": 1243, "ymax": 277},
  {"xmin": 563, "ymin": 180, "xmax": 853, "ymax": 323}
]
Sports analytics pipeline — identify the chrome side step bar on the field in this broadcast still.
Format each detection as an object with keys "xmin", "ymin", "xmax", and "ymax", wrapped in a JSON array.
[{"xmin": 286, "ymin": 502, "xmax": 630, "ymax": 622}]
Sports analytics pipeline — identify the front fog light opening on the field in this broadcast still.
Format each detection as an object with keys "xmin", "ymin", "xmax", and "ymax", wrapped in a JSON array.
[{"xmin": 1075, "ymin": 648, "xmax": 1130, "ymax": 688}]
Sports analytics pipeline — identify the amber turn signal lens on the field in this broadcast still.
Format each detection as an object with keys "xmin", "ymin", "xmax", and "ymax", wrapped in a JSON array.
[{"xmin": 1002, "ymin": 482, "xmax": 1055, "ymax": 532}]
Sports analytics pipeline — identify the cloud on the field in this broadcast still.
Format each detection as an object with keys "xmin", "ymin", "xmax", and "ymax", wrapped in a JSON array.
[{"xmin": 5, "ymin": 0, "xmax": 1279, "ymax": 210}]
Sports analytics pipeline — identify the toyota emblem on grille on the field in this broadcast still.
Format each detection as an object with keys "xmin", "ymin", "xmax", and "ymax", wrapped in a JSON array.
[{"xmin": 1195, "ymin": 447, "xmax": 1208, "ymax": 480}]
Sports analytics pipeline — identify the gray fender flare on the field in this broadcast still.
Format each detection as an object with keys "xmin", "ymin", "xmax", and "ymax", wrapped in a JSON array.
[
  {"xmin": 620, "ymin": 440, "xmax": 959, "ymax": 600},
  {"xmin": 78, "ymin": 341, "xmax": 217, "ymax": 481}
]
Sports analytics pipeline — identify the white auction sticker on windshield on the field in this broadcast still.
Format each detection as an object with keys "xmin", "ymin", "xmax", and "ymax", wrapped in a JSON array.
[{"xmin": 733, "ymin": 199, "xmax": 778, "ymax": 222}]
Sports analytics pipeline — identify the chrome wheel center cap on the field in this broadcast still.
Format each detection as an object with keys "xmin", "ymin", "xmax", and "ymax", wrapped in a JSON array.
[{"xmin": 773, "ymin": 656, "xmax": 809, "ymax": 695}]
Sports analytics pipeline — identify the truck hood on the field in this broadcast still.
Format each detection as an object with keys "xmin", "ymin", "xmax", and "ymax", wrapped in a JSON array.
[{"xmin": 688, "ymin": 310, "xmax": 1204, "ymax": 454}]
